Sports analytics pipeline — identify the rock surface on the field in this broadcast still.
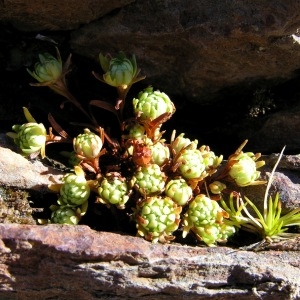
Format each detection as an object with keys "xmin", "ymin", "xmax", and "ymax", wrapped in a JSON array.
[
  {"xmin": 0, "ymin": 224, "xmax": 300, "ymax": 300},
  {"xmin": 1, "ymin": 0, "xmax": 300, "ymax": 103},
  {"xmin": 0, "ymin": 134, "xmax": 64, "ymax": 192},
  {"xmin": 0, "ymin": 0, "xmax": 135, "ymax": 31}
]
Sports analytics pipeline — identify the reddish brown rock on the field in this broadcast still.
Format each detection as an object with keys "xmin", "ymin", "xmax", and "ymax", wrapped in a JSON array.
[{"xmin": 0, "ymin": 224, "xmax": 299, "ymax": 300}]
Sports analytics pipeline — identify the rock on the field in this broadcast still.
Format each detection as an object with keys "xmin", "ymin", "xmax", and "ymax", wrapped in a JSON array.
[
  {"xmin": 1, "ymin": 0, "xmax": 300, "ymax": 103},
  {"xmin": 69, "ymin": 0, "xmax": 300, "ymax": 103},
  {"xmin": 0, "ymin": 0, "xmax": 135, "ymax": 31},
  {"xmin": 0, "ymin": 134, "xmax": 64, "ymax": 192},
  {"xmin": 1, "ymin": 1, "xmax": 300, "ymax": 154},
  {"xmin": 0, "ymin": 224, "xmax": 299, "ymax": 300},
  {"xmin": 244, "ymin": 105, "xmax": 300, "ymax": 154}
]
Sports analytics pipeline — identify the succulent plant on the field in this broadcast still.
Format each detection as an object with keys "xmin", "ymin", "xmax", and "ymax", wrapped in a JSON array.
[
  {"xmin": 11, "ymin": 122, "xmax": 47, "ymax": 158},
  {"xmin": 58, "ymin": 166, "xmax": 90, "ymax": 206},
  {"xmin": 27, "ymin": 48, "xmax": 62, "ymax": 84},
  {"xmin": 183, "ymin": 194, "xmax": 225, "ymax": 229},
  {"xmin": 15, "ymin": 47, "xmax": 300, "ymax": 249},
  {"xmin": 98, "ymin": 173, "xmax": 129, "ymax": 209},
  {"xmin": 218, "ymin": 221, "xmax": 236, "ymax": 242},
  {"xmin": 133, "ymin": 86, "xmax": 175, "ymax": 121},
  {"xmin": 73, "ymin": 128, "xmax": 103, "ymax": 159},
  {"xmin": 193, "ymin": 223, "xmax": 223, "ymax": 246},
  {"xmin": 199, "ymin": 145, "xmax": 223, "ymax": 170},
  {"xmin": 165, "ymin": 178, "xmax": 193, "ymax": 206},
  {"xmin": 135, "ymin": 196, "xmax": 182, "ymax": 243},
  {"xmin": 99, "ymin": 52, "xmax": 138, "ymax": 88},
  {"xmin": 170, "ymin": 132, "xmax": 198, "ymax": 155},
  {"xmin": 127, "ymin": 123, "xmax": 145, "ymax": 140},
  {"xmin": 192, "ymin": 222, "xmax": 237, "ymax": 247},
  {"xmin": 182, "ymin": 194, "xmax": 229, "ymax": 246},
  {"xmin": 209, "ymin": 181, "xmax": 227, "ymax": 194},
  {"xmin": 176, "ymin": 149, "xmax": 206, "ymax": 180},
  {"xmin": 228, "ymin": 152, "xmax": 264, "ymax": 186},
  {"xmin": 132, "ymin": 163, "xmax": 166, "ymax": 196},
  {"xmin": 150, "ymin": 141, "xmax": 170, "ymax": 166},
  {"xmin": 50, "ymin": 206, "xmax": 81, "ymax": 225}
]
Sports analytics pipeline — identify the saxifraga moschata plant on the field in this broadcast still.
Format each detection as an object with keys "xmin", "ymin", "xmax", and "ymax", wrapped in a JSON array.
[{"xmin": 6, "ymin": 47, "xmax": 300, "ymax": 248}]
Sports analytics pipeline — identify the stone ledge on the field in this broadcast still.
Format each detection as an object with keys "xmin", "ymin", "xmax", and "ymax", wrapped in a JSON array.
[{"xmin": 0, "ymin": 224, "xmax": 299, "ymax": 300}]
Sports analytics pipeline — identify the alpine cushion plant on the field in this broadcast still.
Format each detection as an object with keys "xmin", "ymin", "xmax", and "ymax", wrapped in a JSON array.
[{"xmin": 7, "ymin": 47, "xmax": 300, "ymax": 248}]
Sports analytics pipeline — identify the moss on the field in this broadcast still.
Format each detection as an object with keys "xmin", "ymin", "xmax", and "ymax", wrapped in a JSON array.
[{"xmin": 0, "ymin": 187, "xmax": 36, "ymax": 224}]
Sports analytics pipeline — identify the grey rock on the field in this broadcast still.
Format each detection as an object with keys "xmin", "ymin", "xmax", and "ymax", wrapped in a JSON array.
[{"xmin": 0, "ymin": 134, "xmax": 64, "ymax": 192}]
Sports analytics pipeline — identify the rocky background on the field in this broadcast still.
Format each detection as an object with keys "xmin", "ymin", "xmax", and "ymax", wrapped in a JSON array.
[
  {"xmin": 1, "ymin": 1, "xmax": 300, "ymax": 299},
  {"xmin": 1, "ymin": 0, "xmax": 300, "ymax": 155}
]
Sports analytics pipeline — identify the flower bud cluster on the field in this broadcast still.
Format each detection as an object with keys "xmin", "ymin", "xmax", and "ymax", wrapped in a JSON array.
[
  {"xmin": 99, "ymin": 52, "xmax": 138, "ymax": 88},
  {"xmin": 228, "ymin": 152, "xmax": 265, "ymax": 186},
  {"xmin": 133, "ymin": 86, "xmax": 175, "ymax": 121}
]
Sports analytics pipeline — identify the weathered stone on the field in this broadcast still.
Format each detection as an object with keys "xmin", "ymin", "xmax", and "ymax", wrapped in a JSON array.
[
  {"xmin": 0, "ymin": 0, "xmax": 135, "ymax": 31},
  {"xmin": 244, "ymin": 105, "xmax": 300, "ymax": 154},
  {"xmin": 0, "ymin": 224, "xmax": 299, "ymax": 300},
  {"xmin": 0, "ymin": 134, "xmax": 64, "ymax": 192},
  {"xmin": 1, "ymin": 0, "xmax": 300, "ymax": 103},
  {"xmin": 69, "ymin": 0, "xmax": 300, "ymax": 103}
]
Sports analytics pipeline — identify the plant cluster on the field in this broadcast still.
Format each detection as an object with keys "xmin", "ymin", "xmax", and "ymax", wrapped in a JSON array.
[{"xmin": 7, "ymin": 48, "xmax": 300, "ymax": 247}]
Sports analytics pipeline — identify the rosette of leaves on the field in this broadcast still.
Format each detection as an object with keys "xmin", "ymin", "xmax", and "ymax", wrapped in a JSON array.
[
  {"xmin": 149, "ymin": 141, "xmax": 170, "ymax": 166},
  {"xmin": 73, "ymin": 128, "xmax": 103, "ymax": 159},
  {"xmin": 175, "ymin": 148, "xmax": 206, "ymax": 180},
  {"xmin": 97, "ymin": 173, "xmax": 130, "ymax": 209},
  {"xmin": 134, "ymin": 196, "xmax": 182, "ymax": 243},
  {"xmin": 7, "ymin": 107, "xmax": 47, "ymax": 158},
  {"xmin": 165, "ymin": 178, "xmax": 193, "ymax": 206},
  {"xmin": 170, "ymin": 131, "xmax": 198, "ymax": 155},
  {"xmin": 131, "ymin": 163, "xmax": 166, "ymax": 196},
  {"xmin": 27, "ymin": 48, "xmax": 63, "ymax": 84},
  {"xmin": 133, "ymin": 86, "xmax": 175, "ymax": 122},
  {"xmin": 50, "ymin": 206, "xmax": 83, "ymax": 225},
  {"xmin": 49, "ymin": 166, "xmax": 91, "ymax": 207},
  {"xmin": 227, "ymin": 141, "xmax": 266, "ymax": 187},
  {"xmin": 98, "ymin": 52, "xmax": 141, "ymax": 88},
  {"xmin": 182, "ymin": 194, "xmax": 231, "ymax": 246},
  {"xmin": 199, "ymin": 145, "xmax": 223, "ymax": 171}
]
